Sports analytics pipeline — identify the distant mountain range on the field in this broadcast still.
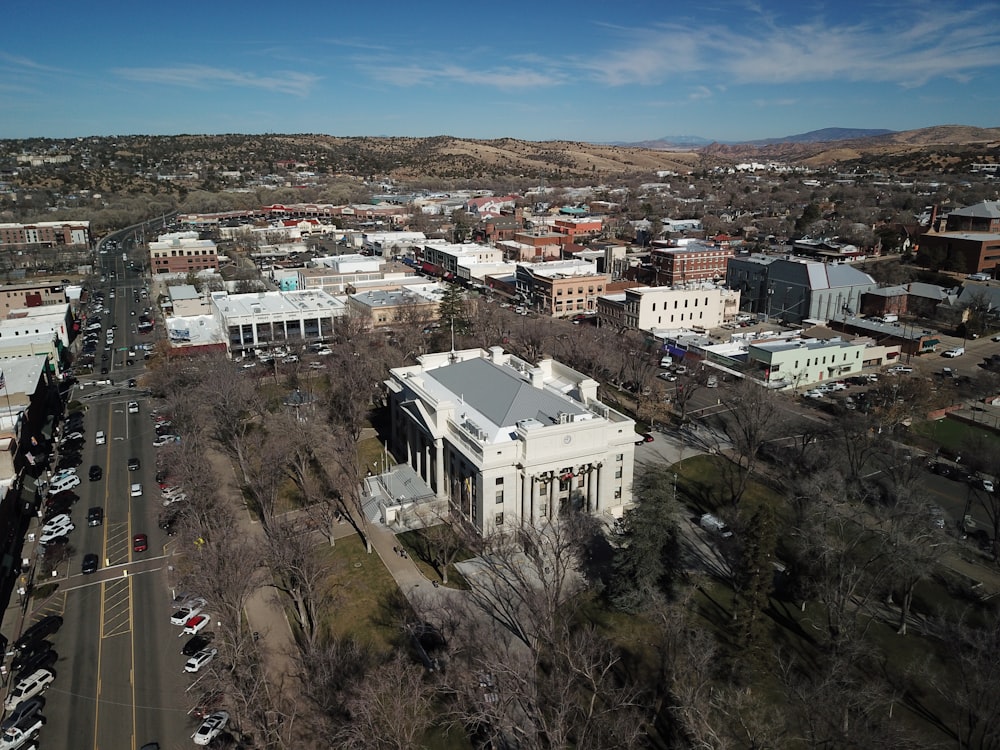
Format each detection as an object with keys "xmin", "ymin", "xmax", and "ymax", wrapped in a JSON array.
[{"xmin": 618, "ymin": 128, "xmax": 897, "ymax": 149}]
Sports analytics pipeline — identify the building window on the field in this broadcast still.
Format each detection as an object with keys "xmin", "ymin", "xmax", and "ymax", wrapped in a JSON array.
[
  {"xmin": 495, "ymin": 477, "xmax": 504, "ymax": 485},
  {"xmin": 539, "ymin": 482, "xmax": 548, "ymax": 496},
  {"xmin": 496, "ymin": 491, "xmax": 504, "ymax": 504},
  {"xmin": 539, "ymin": 503, "xmax": 547, "ymax": 518},
  {"xmin": 614, "ymin": 488, "xmax": 622, "ymax": 499},
  {"xmin": 615, "ymin": 468, "xmax": 622, "ymax": 479},
  {"xmin": 495, "ymin": 512, "xmax": 504, "ymax": 526},
  {"xmin": 616, "ymin": 453, "xmax": 623, "ymax": 462}
]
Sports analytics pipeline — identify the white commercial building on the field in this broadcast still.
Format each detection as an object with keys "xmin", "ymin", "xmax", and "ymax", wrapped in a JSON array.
[
  {"xmin": 632, "ymin": 284, "xmax": 739, "ymax": 332},
  {"xmin": 362, "ymin": 231, "xmax": 427, "ymax": 257},
  {"xmin": 748, "ymin": 337, "xmax": 866, "ymax": 389},
  {"xmin": 421, "ymin": 242, "xmax": 504, "ymax": 278},
  {"xmin": 210, "ymin": 290, "xmax": 346, "ymax": 355},
  {"xmin": 385, "ymin": 347, "xmax": 639, "ymax": 537},
  {"xmin": 598, "ymin": 285, "xmax": 740, "ymax": 333}
]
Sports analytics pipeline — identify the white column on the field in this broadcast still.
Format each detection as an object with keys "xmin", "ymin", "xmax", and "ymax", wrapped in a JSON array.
[
  {"xmin": 593, "ymin": 464, "xmax": 602, "ymax": 512},
  {"xmin": 435, "ymin": 440, "xmax": 444, "ymax": 496},
  {"xmin": 521, "ymin": 471, "xmax": 531, "ymax": 523},
  {"xmin": 586, "ymin": 466, "xmax": 595, "ymax": 513}
]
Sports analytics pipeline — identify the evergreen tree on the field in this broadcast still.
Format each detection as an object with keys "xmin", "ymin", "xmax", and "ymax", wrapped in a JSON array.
[
  {"xmin": 436, "ymin": 283, "xmax": 470, "ymax": 335},
  {"xmin": 609, "ymin": 465, "xmax": 681, "ymax": 612}
]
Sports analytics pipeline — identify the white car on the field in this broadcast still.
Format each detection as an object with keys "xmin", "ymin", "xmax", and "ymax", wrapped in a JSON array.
[
  {"xmin": 826, "ymin": 382, "xmax": 848, "ymax": 391},
  {"xmin": 95, "ymin": 430, "xmax": 106, "ymax": 445},
  {"xmin": 162, "ymin": 493, "xmax": 187, "ymax": 507},
  {"xmin": 130, "ymin": 483, "xmax": 143, "ymax": 497},
  {"xmin": 152, "ymin": 435, "xmax": 180, "ymax": 447},
  {"xmin": 60, "ymin": 431, "xmax": 84, "ymax": 444},
  {"xmin": 192, "ymin": 711, "xmax": 229, "ymax": 746},
  {"xmin": 183, "ymin": 614, "xmax": 212, "ymax": 636},
  {"xmin": 983, "ymin": 479, "xmax": 995, "ymax": 493},
  {"xmin": 127, "ymin": 401, "xmax": 139, "ymax": 414},
  {"xmin": 184, "ymin": 647, "xmax": 218, "ymax": 673},
  {"xmin": 51, "ymin": 467, "xmax": 77, "ymax": 479},
  {"xmin": 40, "ymin": 517, "xmax": 75, "ymax": 544},
  {"xmin": 170, "ymin": 598, "xmax": 207, "ymax": 626},
  {"xmin": 48, "ymin": 474, "xmax": 81, "ymax": 494},
  {"xmin": 887, "ymin": 365, "xmax": 913, "ymax": 374},
  {"xmin": 804, "ymin": 389, "xmax": 825, "ymax": 399},
  {"xmin": 315, "ymin": 348, "xmax": 333, "ymax": 356}
]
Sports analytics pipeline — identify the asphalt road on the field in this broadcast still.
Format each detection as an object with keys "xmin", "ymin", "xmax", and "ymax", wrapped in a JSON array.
[{"xmin": 34, "ymin": 237, "xmax": 197, "ymax": 750}]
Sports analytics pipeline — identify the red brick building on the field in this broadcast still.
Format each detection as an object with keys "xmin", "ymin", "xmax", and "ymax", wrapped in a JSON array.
[{"xmin": 648, "ymin": 242, "xmax": 735, "ymax": 285}]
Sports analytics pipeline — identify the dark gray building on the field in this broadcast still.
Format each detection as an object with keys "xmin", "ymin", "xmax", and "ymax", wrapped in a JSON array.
[{"xmin": 726, "ymin": 255, "xmax": 878, "ymax": 324}]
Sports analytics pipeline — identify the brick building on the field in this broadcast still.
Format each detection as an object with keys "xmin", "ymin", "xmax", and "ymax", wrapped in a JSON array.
[
  {"xmin": 0, "ymin": 221, "xmax": 90, "ymax": 250},
  {"xmin": 648, "ymin": 241, "xmax": 735, "ymax": 285},
  {"xmin": 149, "ymin": 232, "xmax": 220, "ymax": 276}
]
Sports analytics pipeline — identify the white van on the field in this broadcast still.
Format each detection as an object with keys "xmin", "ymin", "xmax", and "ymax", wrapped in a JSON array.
[
  {"xmin": 699, "ymin": 513, "xmax": 733, "ymax": 538},
  {"xmin": 4, "ymin": 669, "xmax": 54, "ymax": 711}
]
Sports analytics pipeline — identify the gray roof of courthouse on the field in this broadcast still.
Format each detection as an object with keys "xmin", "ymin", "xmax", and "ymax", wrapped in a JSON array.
[
  {"xmin": 949, "ymin": 201, "xmax": 1000, "ymax": 219},
  {"xmin": 425, "ymin": 357, "xmax": 586, "ymax": 428}
]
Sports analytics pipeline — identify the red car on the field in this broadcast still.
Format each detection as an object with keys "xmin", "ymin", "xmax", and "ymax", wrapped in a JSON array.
[{"xmin": 133, "ymin": 533, "xmax": 148, "ymax": 553}]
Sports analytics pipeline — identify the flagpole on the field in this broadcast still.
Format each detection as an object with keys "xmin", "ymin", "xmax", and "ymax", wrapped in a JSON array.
[{"xmin": 0, "ymin": 369, "xmax": 10, "ymax": 424}]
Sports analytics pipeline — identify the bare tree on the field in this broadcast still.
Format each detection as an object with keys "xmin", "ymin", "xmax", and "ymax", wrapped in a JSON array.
[
  {"xmin": 264, "ymin": 517, "xmax": 335, "ymax": 650},
  {"xmin": 707, "ymin": 378, "xmax": 784, "ymax": 505},
  {"xmin": 926, "ymin": 615, "xmax": 1000, "ymax": 750},
  {"xmin": 336, "ymin": 653, "xmax": 437, "ymax": 750}
]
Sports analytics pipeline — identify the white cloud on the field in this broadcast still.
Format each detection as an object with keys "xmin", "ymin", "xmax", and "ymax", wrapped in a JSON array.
[
  {"xmin": 583, "ymin": 4, "xmax": 1000, "ymax": 88},
  {"xmin": 365, "ymin": 63, "xmax": 563, "ymax": 89},
  {"xmin": 113, "ymin": 65, "xmax": 320, "ymax": 96}
]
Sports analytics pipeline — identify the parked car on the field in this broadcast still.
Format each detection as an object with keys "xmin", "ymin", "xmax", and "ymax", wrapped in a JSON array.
[
  {"xmin": 887, "ymin": 365, "xmax": 914, "ymax": 374},
  {"xmin": 183, "ymin": 614, "xmax": 212, "ymax": 636},
  {"xmin": 192, "ymin": 711, "xmax": 229, "ymax": 746},
  {"xmin": 3, "ymin": 669, "xmax": 54, "ymax": 711},
  {"xmin": 39, "ymin": 516, "xmax": 75, "ymax": 544},
  {"xmin": 47, "ymin": 474, "xmax": 80, "ymax": 494},
  {"xmin": 0, "ymin": 696, "xmax": 45, "ymax": 733},
  {"xmin": 127, "ymin": 401, "xmax": 139, "ymax": 414},
  {"xmin": 13, "ymin": 617, "xmax": 63, "ymax": 653},
  {"xmin": 0, "ymin": 712, "xmax": 45, "ymax": 748},
  {"xmin": 182, "ymin": 635, "xmax": 212, "ymax": 657},
  {"xmin": 184, "ymin": 647, "xmax": 218, "ymax": 673},
  {"xmin": 171, "ymin": 599, "xmax": 207, "ymax": 626},
  {"xmin": 11, "ymin": 647, "xmax": 56, "ymax": 683}
]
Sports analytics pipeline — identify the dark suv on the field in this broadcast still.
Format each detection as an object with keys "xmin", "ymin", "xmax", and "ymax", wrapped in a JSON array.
[
  {"xmin": 14, "ymin": 615, "xmax": 63, "ymax": 652},
  {"xmin": 87, "ymin": 507, "xmax": 104, "ymax": 527},
  {"xmin": 89, "ymin": 465, "xmax": 102, "ymax": 481}
]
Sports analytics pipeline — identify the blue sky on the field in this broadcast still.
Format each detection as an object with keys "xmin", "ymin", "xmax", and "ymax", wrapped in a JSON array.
[{"xmin": 2, "ymin": 0, "xmax": 998, "ymax": 143}]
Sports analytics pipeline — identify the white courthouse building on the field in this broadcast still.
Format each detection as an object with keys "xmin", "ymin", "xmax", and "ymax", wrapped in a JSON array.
[{"xmin": 384, "ymin": 347, "xmax": 639, "ymax": 536}]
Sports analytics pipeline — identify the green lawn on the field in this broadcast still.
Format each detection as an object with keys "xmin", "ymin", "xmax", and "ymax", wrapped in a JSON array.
[
  {"xmin": 911, "ymin": 417, "xmax": 1000, "ymax": 454},
  {"xmin": 317, "ymin": 535, "xmax": 411, "ymax": 655}
]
